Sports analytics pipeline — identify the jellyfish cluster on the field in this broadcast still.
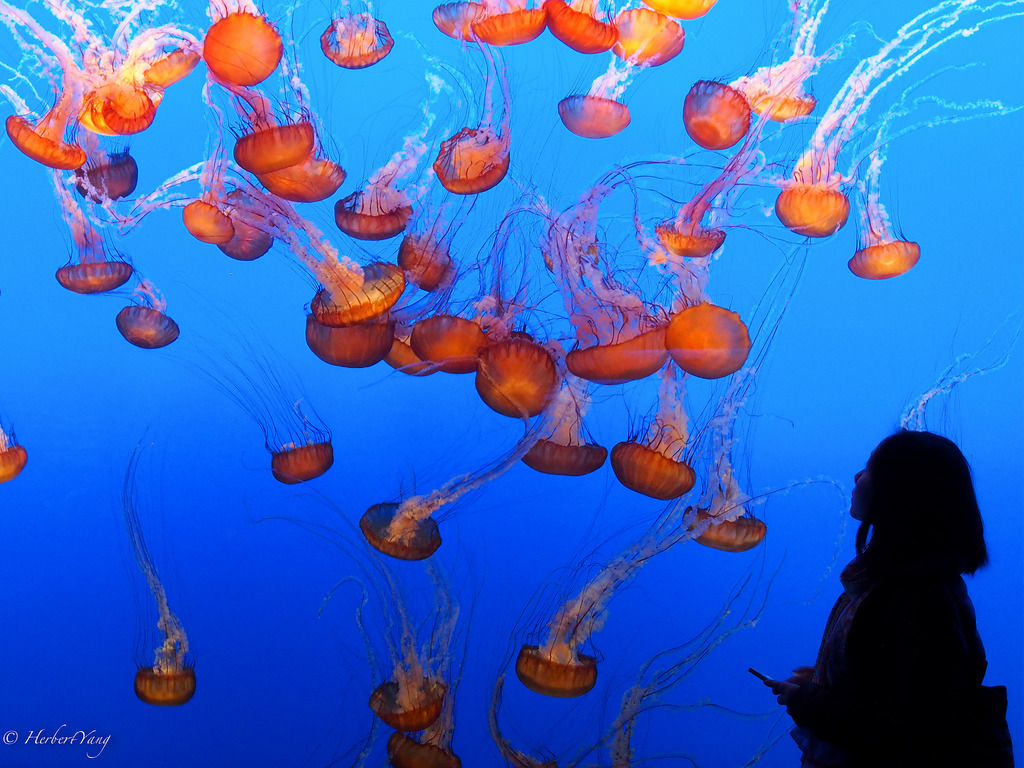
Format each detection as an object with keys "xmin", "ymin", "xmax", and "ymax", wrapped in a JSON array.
[{"xmin": 1, "ymin": 0, "xmax": 1020, "ymax": 764}]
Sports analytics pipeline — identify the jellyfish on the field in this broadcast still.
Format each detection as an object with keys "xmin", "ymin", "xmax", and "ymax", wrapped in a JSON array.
[
  {"xmin": 776, "ymin": 0, "xmax": 1020, "ymax": 238},
  {"xmin": 682, "ymin": 80, "xmax": 751, "ymax": 151},
  {"xmin": 640, "ymin": 0, "xmax": 716, "ymax": 20},
  {"xmin": 185, "ymin": 326, "xmax": 335, "ymax": 484},
  {"xmin": 181, "ymin": 146, "xmax": 236, "ymax": 244},
  {"xmin": 728, "ymin": 0, "xmax": 841, "ymax": 124},
  {"xmin": 116, "ymin": 277, "xmax": 179, "ymax": 349},
  {"xmin": 203, "ymin": 1, "xmax": 283, "ymax": 87},
  {"xmin": 397, "ymin": 196, "xmax": 464, "ymax": 293},
  {"xmin": 432, "ymin": 1, "xmax": 487, "ymax": 40},
  {"xmin": 610, "ymin": 365, "xmax": 697, "ymax": 500},
  {"xmin": 217, "ymin": 189, "xmax": 274, "ymax": 260},
  {"xmin": 471, "ymin": 1, "xmax": 547, "ymax": 46},
  {"xmin": 122, "ymin": 448, "xmax": 195, "ymax": 706},
  {"xmin": 433, "ymin": 45, "xmax": 512, "ymax": 195},
  {"xmin": 543, "ymin": 171, "xmax": 669, "ymax": 385},
  {"xmin": 557, "ymin": 59, "xmax": 633, "ymax": 139},
  {"xmin": 52, "ymin": 171, "xmax": 134, "ymax": 294},
  {"xmin": 336, "ymin": 74, "xmax": 442, "ymax": 239},
  {"xmin": 611, "ymin": 7, "xmax": 684, "ymax": 66},
  {"xmin": 0, "ymin": 419, "xmax": 27, "ymax": 484},
  {"xmin": 544, "ymin": 0, "xmax": 618, "ymax": 55},
  {"xmin": 321, "ymin": 2, "xmax": 394, "ymax": 69},
  {"xmin": 521, "ymin": 375, "xmax": 607, "ymax": 476},
  {"xmin": 74, "ymin": 145, "xmax": 139, "ymax": 203},
  {"xmin": 665, "ymin": 302, "xmax": 751, "ymax": 380}
]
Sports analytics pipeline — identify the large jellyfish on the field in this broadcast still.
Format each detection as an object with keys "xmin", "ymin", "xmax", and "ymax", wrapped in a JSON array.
[{"xmin": 122, "ymin": 448, "xmax": 195, "ymax": 706}]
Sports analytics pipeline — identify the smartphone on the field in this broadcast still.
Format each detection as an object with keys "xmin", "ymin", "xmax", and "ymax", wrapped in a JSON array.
[{"xmin": 748, "ymin": 667, "xmax": 772, "ymax": 682}]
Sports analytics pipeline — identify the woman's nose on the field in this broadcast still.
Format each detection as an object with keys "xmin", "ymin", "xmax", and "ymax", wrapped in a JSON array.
[{"xmin": 854, "ymin": 469, "xmax": 864, "ymax": 483}]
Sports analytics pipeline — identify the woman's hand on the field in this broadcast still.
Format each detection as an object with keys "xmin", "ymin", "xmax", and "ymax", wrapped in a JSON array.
[{"xmin": 764, "ymin": 666, "xmax": 814, "ymax": 706}]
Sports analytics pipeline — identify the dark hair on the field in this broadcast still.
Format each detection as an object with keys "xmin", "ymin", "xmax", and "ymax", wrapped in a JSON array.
[{"xmin": 854, "ymin": 430, "xmax": 988, "ymax": 576}]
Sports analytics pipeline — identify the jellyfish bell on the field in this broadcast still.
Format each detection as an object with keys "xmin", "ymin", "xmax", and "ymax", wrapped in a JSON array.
[
  {"xmin": 848, "ymin": 240, "xmax": 920, "ymax": 280},
  {"xmin": 203, "ymin": 10, "xmax": 283, "ymax": 87},
  {"xmin": 143, "ymin": 48, "xmax": 201, "ymax": 89},
  {"xmin": 321, "ymin": 12, "xmax": 394, "ymax": 69},
  {"xmin": 433, "ymin": 127, "xmax": 511, "ymax": 194},
  {"xmin": 6, "ymin": 113, "xmax": 86, "ymax": 170},
  {"xmin": 665, "ymin": 303, "xmax": 750, "ymax": 379},
  {"xmin": 57, "ymin": 258, "xmax": 134, "ymax": 294},
  {"xmin": 255, "ymin": 155, "xmax": 347, "ymax": 203},
  {"xmin": 387, "ymin": 731, "xmax": 462, "ymax": 768},
  {"xmin": 610, "ymin": 440, "xmax": 696, "ymax": 499},
  {"xmin": 398, "ymin": 234, "xmax": 455, "ymax": 291},
  {"xmin": 522, "ymin": 439, "xmax": 606, "ymax": 476},
  {"xmin": 475, "ymin": 337, "xmax": 559, "ymax": 418},
  {"xmin": 116, "ymin": 306, "xmax": 180, "ymax": 349},
  {"xmin": 74, "ymin": 150, "xmax": 139, "ymax": 202},
  {"xmin": 471, "ymin": 5, "xmax": 548, "ymax": 45},
  {"xmin": 360, "ymin": 501, "xmax": 442, "ymax": 561},
  {"xmin": 306, "ymin": 313, "xmax": 396, "ymax": 368},
  {"xmin": 612, "ymin": 8, "xmax": 683, "ymax": 66},
  {"xmin": 386, "ymin": 332, "xmax": 438, "ymax": 376},
  {"xmin": 640, "ymin": 0, "xmax": 717, "ymax": 20},
  {"xmin": 335, "ymin": 188, "xmax": 413, "ymax": 240},
  {"xmin": 79, "ymin": 83, "xmax": 157, "ymax": 136},
  {"xmin": 775, "ymin": 182, "xmax": 850, "ymax": 238},
  {"xmin": 270, "ymin": 441, "xmax": 334, "ymax": 484},
  {"xmin": 433, "ymin": 2, "xmax": 487, "ymax": 39},
  {"xmin": 693, "ymin": 510, "xmax": 767, "ymax": 552},
  {"xmin": 655, "ymin": 220, "xmax": 725, "ymax": 259},
  {"xmin": 683, "ymin": 80, "xmax": 751, "ymax": 150},
  {"xmin": 310, "ymin": 261, "xmax": 406, "ymax": 327},
  {"xmin": 182, "ymin": 198, "xmax": 235, "ymax": 244},
  {"xmin": 233, "ymin": 120, "xmax": 316, "ymax": 175},
  {"xmin": 0, "ymin": 427, "xmax": 27, "ymax": 484},
  {"xmin": 218, "ymin": 190, "xmax": 274, "ymax": 261},
  {"xmin": 369, "ymin": 678, "xmax": 447, "ymax": 731},
  {"xmin": 410, "ymin": 314, "xmax": 488, "ymax": 374},
  {"xmin": 564, "ymin": 325, "xmax": 668, "ymax": 385},
  {"xmin": 134, "ymin": 664, "xmax": 196, "ymax": 706},
  {"xmin": 515, "ymin": 644, "xmax": 598, "ymax": 698},
  {"xmin": 544, "ymin": 0, "xmax": 618, "ymax": 55},
  {"xmin": 558, "ymin": 94, "xmax": 630, "ymax": 139}
]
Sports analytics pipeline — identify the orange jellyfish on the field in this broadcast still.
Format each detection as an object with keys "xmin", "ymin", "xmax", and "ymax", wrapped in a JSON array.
[
  {"xmin": 217, "ymin": 189, "xmax": 274, "ymax": 261},
  {"xmin": 306, "ymin": 313, "xmax": 397, "ymax": 369},
  {"xmin": 434, "ymin": 46, "xmax": 511, "ymax": 195},
  {"xmin": 180, "ymin": 147, "xmax": 235, "ymax": 244},
  {"xmin": 433, "ymin": 2, "xmax": 487, "ymax": 39},
  {"xmin": 544, "ymin": 0, "xmax": 618, "ymax": 55},
  {"xmin": 143, "ymin": 47, "xmax": 202, "ymax": 90},
  {"xmin": 522, "ymin": 376, "xmax": 607, "ymax": 476},
  {"xmin": 729, "ymin": 0, "xmax": 835, "ymax": 123},
  {"xmin": 558, "ymin": 59, "xmax": 637, "ymax": 139},
  {"xmin": 5, "ymin": 94, "xmax": 85, "ymax": 170},
  {"xmin": 321, "ymin": 5, "xmax": 394, "ymax": 68},
  {"xmin": 409, "ymin": 314, "xmax": 489, "ymax": 374},
  {"xmin": 122, "ymin": 449, "xmax": 195, "ymax": 706},
  {"xmin": 399, "ymin": 228, "xmax": 456, "ymax": 293},
  {"xmin": 116, "ymin": 278, "xmax": 179, "ymax": 349},
  {"xmin": 471, "ymin": 2, "xmax": 547, "ymax": 45},
  {"xmin": 682, "ymin": 80, "xmax": 751, "ymax": 150},
  {"xmin": 0, "ymin": 420, "xmax": 27, "ymax": 484},
  {"xmin": 385, "ymin": 326, "xmax": 439, "ymax": 376},
  {"xmin": 640, "ymin": 0, "xmax": 716, "ymax": 20},
  {"xmin": 610, "ymin": 366, "xmax": 696, "ymax": 499},
  {"xmin": 545, "ymin": 173, "xmax": 668, "ymax": 384},
  {"xmin": 74, "ymin": 148, "xmax": 139, "ymax": 202},
  {"xmin": 52, "ymin": 174, "xmax": 135, "ymax": 294},
  {"xmin": 336, "ymin": 92, "xmax": 436, "ymax": 236},
  {"xmin": 191, "ymin": 327, "xmax": 335, "ymax": 483},
  {"xmin": 665, "ymin": 302, "xmax": 751, "ymax": 379},
  {"xmin": 476, "ymin": 336, "xmax": 559, "ymax": 418},
  {"xmin": 203, "ymin": 4, "xmax": 283, "ymax": 86},
  {"xmin": 611, "ymin": 7, "xmax": 684, "ymax": 66}
]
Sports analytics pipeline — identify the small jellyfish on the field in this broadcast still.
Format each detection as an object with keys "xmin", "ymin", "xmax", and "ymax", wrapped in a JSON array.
[
  {"xmin": 610, "ymin": 366, "xmax": 696, "ymax": 500},
  {"xmin": 116, "ymin": 278, "xmax": 179, "ymax": 349},
  {"xmin": 432, "ymin": 2, "xmax": 487, "ymax": 39},
  {"xmin": 74, "ymin": 148, "xmax": 139, "ymax": 202},
  {"xmin": 522, "ymin": 376, "xmax": 607, "ymax": 476},
  {"xmin": 558, "ymin": 59, "xmax": 637, "ymax": 139},
  {"xmin": 321, "ymin": 6, "xmax": 394, "ymax": 69},
  {"xmin": 218, "ymin": 189, "xmax": 274, "ymax": 261},
  {"xmin": 0, "ymin": 420, "xmax": 27, "ymax": 484},
  {"xmin": 122, "ymin": 448, "xmax": 195, "ymax": 706}
]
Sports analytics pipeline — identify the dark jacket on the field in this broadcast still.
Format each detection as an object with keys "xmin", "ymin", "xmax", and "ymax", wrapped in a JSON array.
[{"xmin": 787, "ymin": 559, "xmax": 1013, "ymax": 768}]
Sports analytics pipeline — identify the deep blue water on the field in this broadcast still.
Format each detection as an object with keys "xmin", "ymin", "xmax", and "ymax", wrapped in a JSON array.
[{"xmin": 0, "ymin": 1, "xmax": 1021, "ymax": 766}]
